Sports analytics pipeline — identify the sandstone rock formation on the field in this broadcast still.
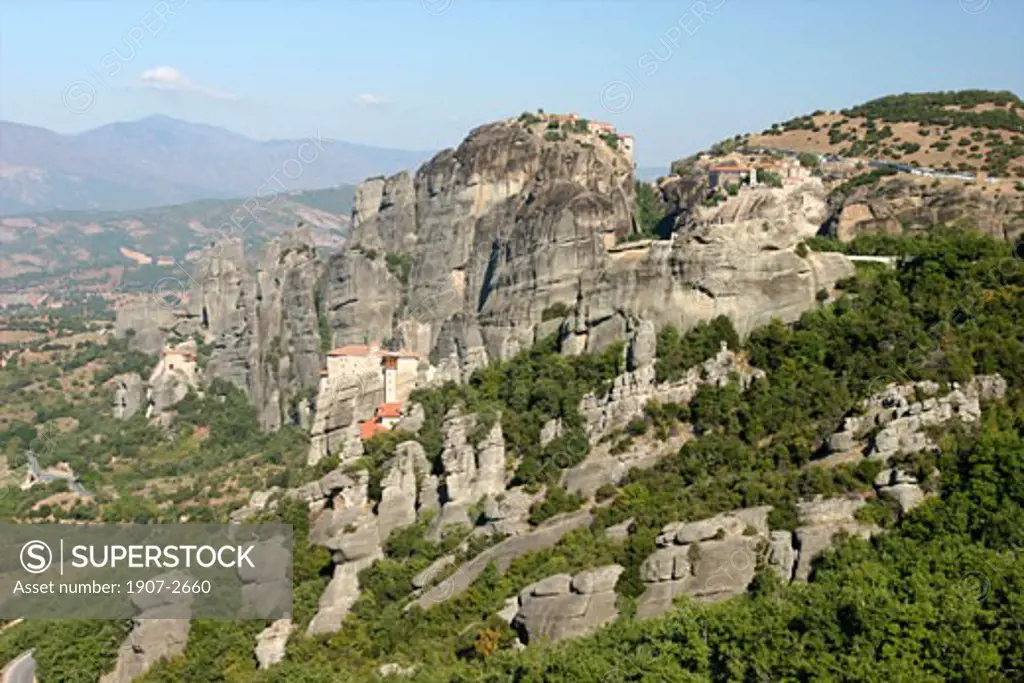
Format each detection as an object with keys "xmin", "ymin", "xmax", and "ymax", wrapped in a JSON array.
[
  {"xmin": 511, "ymin": 565, "xmax": 623, "ymax": 643},
  {"xmin": 186, "ymin": 230, "xmax": 325, "ymax": 431},
  {"xmin": 635, "ymin": 506, "xmax": 773, "ymax": 618},
  {"xmin": 298, "ymin": 444, "xmax": 437, "ymax": 634},
  {"xmin": 411, "ymin": 554, "xmax": 457, "ymax": 590},
  {"xmin": 145, "ymin": 342, "xmax": 199, "ymax": 422},
  {"xmin": 100, "ymin": 619, "xmax": 190, "ymax": 683},
  {"xmin": 578, "ymin": 336, "xmax": 765, "ymax": 444},
  {"xmin": 377, "ymin": 663, "xmax": 418, "ymax": 678},
  {"xmin": 323, "ymin": 118, "xmax": 635, "ymax": 373},
  {"xmin": 874, "ymin": 468, "xmax": 927, "ymax": 515},
  {"xmin": 378, "ymin": 441, "xmax": 431, "ymax": 539},
  {"xmin": 229, "ymin": 487, "xmax": 281, "ymax": 523},
  {"xmin": 119, "ymin": 228, "xmax": 326, "ymax": 432},
  {"xmin": 635, "ymin": 500, "xmax": 879, "ymax": 619},
  {"xmin": 101, "ymin": 571, "xmax": 194, "ymax": 683},
  {"xmin": 790, "ymin": 497, "xmax": 878, "ymax": 582},
  {"xmin": 825, "ymin": 375, "xmax": 1006, "ymax": 462},
  {"xmin": 432, "ymin": 410, "xmax": 508, "ymax": 534},
  {"xmin": 304, "ymin": 468, "xmax": 383, "ymax": 635},
  {"xmin": 0, "ymin": 651, "xmax": 35, "ymax": 683},
  {"xmin": 117, "ymin": 115, "xmax": 855, "ymax": 453},
  {"xmin": 564, "ymin": 329, "xmax": 764, "ymax": 497},
  {"xmin": 112, "ymin": 372, "xmax": 145, "ymax": 420},
  {"xmin": 412, "ymin": 509, "xmax": 593, "ymax": 610},
  {"xmin": 825, "ymin": 175, "xmax": 1024, "ymax": 243},
  {"xmin": 114, "ymin": 298, "xmax": 179, "ymax": 355},
  {"xmin": 319, "ymin": 117, "xmax": 853, "ymax": 384},
  {"xmin": 255, "ymin": 619, "xmax": 294, "ymax": 669}
]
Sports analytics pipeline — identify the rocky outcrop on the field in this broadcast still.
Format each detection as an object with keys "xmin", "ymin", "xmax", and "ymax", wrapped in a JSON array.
[
  {"xmin": 433, "ymin": 410, "xmax": 508, "ymax": 533},
  {"xmin": 511, "ymin": 565, "xmax": 623, "ymax": 644},
  {"xmin": 0, "ymin": 651, "xmax": 35, "ymax": 683},
  {"xmin": 307, "ymin": 363, "xmax": 382, "ymax": 466},
  {"xmin": 378, "ymin": 663, "xmax": 418, "ymax": 678},
  {"xmin": 378, "ymin": 441, "xmax": 431, "ymax": 540},
  {"xmin": 114, "ymin": 298, "xmax": 179, "ymax": 354},
  {"xmin": 412, "ymin": 509, "xmax": 593, "ymax": 610},
  {"xmin": 649, "ymin": 179, "xmax": 854, "ymax": 338},
  {"xmin": 145, "ymin": 342, "xmax": 199, "ymax": 422},
  {"xmin": 113, "ymin": 372, "xmax": 145, "ymax": 420},
  {"xmin": 117, "ymin": 227, "xmax": 326, "ymax": 431},
  {"xmin": 300, "ymin": 443, "xmax": 436, "ymax": 634},
  {"xmin": 564, "ymin": 329, "xmax": 764, "ymax": 497},
  {"xmin": 132, "ymin": 229, "xmax": 326, "ymax": 432},
  {"xmin": 825, "ymin": 175, "xmax": 1024, "ymax": 243},
  {"xmin": 635, "ymin": 500, "xmax": 879, "ymax": 619},
  {"xmin": 874, "ymin": 468, "xmax": 927, "ymax": 515},
  {"xmin": 321, "ymin": 117, "xmax": 852, "ymax": 382},
  {"xmin": 230, "ymin": 487, "xmax": 280, "ymax": 523},
  {"xmin": 825, "ymin": 375, "xmax": 1006, "ymax": 462},
  {"xmin": 395, "ymin": 402, "xmax": 425, "ymax": 435},
  {"xmin": 635, "ymin": 506, "xmax": 773, "ymax": 618},
  {"xmin": 324, "ymin": 118, "xmax": 634, "ymax": 372},
  {"xmin": 249, "ymin": 231, "xmax": 327, "ymax": 430},
  {"xmin": 254, "ymin": 619, "xmax": 293, "ymax": 669},
  {"xmin": 304, "ymin": 469, "xmax": 382, "ymax": 635},
  {"xmin": 411, "ymin": 554, "xmax": 457, "ymax": 590},
  {"xmin": 100, "ymin": 572, "xmax": 194, "ymax": 683},
  {"xmin": 578, "ymin": 336, "xmax": 765, "ymax": 444},
  {"xmin": 791, "ymin": 497, "xmax": 878, "ymax": 582},
  {"xmin": 99, "ymin": 620, "xmax": 190, "ymax": 683}
]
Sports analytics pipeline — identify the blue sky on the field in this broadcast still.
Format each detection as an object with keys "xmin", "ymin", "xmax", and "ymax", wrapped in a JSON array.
[{"xmin": 2, "ymin": 0, "xmax": 1023, "ymax": 167}]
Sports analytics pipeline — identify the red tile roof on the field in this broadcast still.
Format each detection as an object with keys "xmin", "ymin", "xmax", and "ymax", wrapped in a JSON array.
[
  {"xmin": 377, "ymin": 402, "xmax": 403, "ymax": 419},
  {"xmin": 359, "ymin": 421, "xmax": 388, "ymax": 440}
]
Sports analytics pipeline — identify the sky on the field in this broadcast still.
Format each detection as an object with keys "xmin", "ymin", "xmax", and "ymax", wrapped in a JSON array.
[{"xmin": 1, "ymin": 0, "xmax": 1023, "ymax": 167}]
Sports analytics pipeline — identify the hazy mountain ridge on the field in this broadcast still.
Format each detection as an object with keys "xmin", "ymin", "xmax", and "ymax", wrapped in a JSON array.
[
  {"xmin": 0, "ymin": 185, "xmax": 355, "ymax": 291},
  {"xmin": 0, "ymin": 115, "xmax": 430, "ymax": 214}
]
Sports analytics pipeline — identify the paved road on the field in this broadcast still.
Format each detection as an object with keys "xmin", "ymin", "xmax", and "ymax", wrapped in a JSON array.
[{"xmin": 1, "ymin": 650, "xmax": 35, "ymax": 683}]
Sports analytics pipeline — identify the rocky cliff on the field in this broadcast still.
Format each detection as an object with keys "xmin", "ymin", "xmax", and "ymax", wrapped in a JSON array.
[
  {"xmin": 118, "ymin": 115, "xmax": 855, "ymax": 439},
  {"xmin": 115, "ymin": 227, "xmax": 325, "ymax": 430},
  {"xmin": 321, "ymin": 117, "xmax": 854, "ymax": 380},
  {"xmin": 825, "ymin": 175, "xmax": 1024, "ymax": 243}
]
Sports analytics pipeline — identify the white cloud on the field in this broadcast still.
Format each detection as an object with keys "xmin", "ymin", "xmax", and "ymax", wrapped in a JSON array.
[
  {"xmin": 137, "ymin": 66, "xmax": 236, "ymax": 100},
  {"xmin": 353, "ymin": 93, "xmax": 385, "ymax": 106}
]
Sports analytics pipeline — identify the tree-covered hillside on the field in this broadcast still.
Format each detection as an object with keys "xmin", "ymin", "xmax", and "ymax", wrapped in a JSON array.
[
  {"xmin": 743, "ymin": 90, "xmax": 1024, "ymax": 177},
  {"xmin": 1, "ymin": 229, "xmax": 1022, "ymax": 681}
]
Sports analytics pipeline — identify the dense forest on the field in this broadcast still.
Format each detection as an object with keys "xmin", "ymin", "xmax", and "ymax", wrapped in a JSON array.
[{"xmin": 1, "ymin": 228, "xmax": 1023, "ymax": 681}]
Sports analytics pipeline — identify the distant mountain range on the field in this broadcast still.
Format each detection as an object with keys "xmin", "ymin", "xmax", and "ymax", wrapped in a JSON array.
[
  {"xmin": 0, "ymin": 186, "xmax": 355, "ymax": 293},
  {"xmin": 0, "ymin": 115, "xmax": 432, "ymax": 214}
]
